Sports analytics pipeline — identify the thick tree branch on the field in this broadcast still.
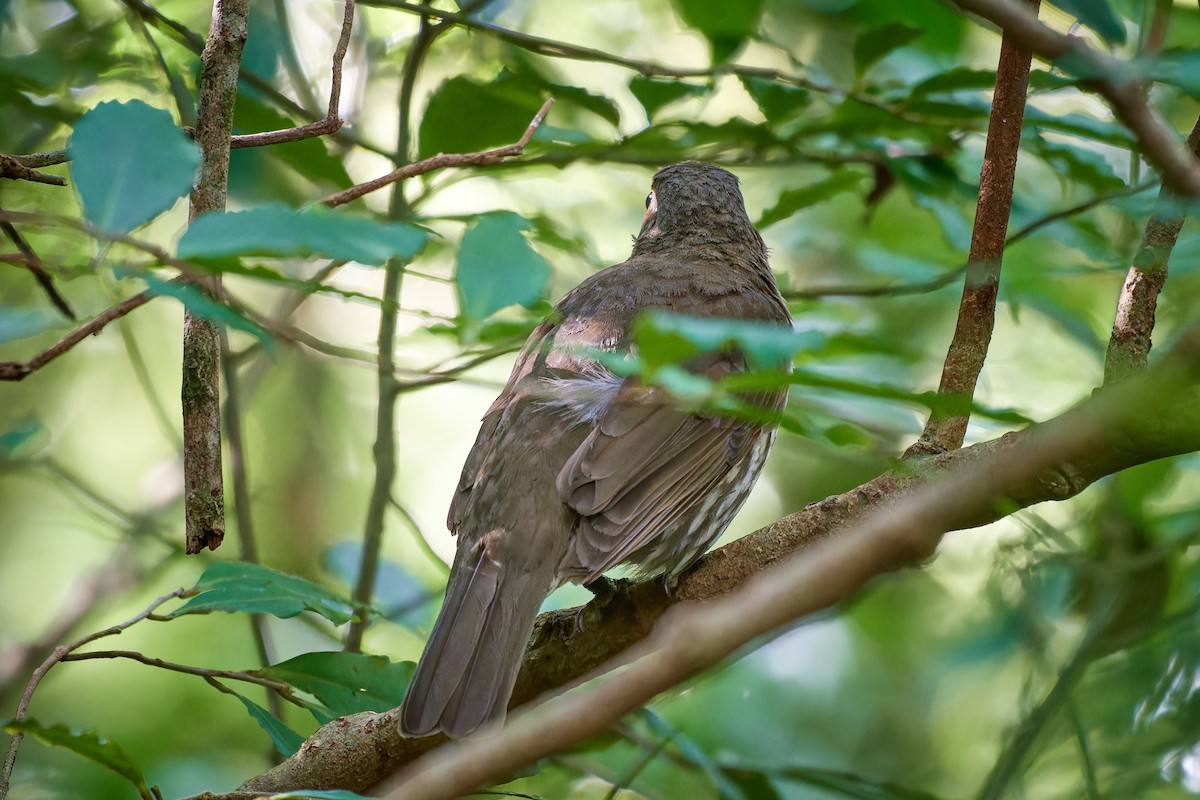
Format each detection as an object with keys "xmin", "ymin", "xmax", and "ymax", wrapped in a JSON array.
[
  {"xmin": 0, "ymin": 154, "xmax": 65, "ymax": 186},
  {"xmin": 951, "ymin": 0, "xmax": 1200, "ymax": 198},
  {"xmin": 1104, "ymin": 115, "xmax": 1200, "ymax": 383},
  {"xmin": 232, "ymin": 327, "xmax": 1200, "ymax": 795},
  {"xmin": 910, "ymin": 0, "xmax": 1037, "ymax": 455}
]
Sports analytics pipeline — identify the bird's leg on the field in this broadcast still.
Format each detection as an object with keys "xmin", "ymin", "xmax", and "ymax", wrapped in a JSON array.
[{"xmin": 572, "ymin": 576, "xmax": 621, "ymax": 632}]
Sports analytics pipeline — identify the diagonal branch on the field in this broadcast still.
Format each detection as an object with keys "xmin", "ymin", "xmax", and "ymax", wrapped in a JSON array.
[
  {"xmin": 321, "ymin": 98, "xmax": 555, "ymax": 208},
  {"xmin": 0, "ymin": 154, "xmax": 65, "ymax": 186},
  {"xmin": 1104, "ymin": 115, "xmax": 1200, "ymax": 383},
  {"xmin": 908, "ymin": 0, "xmax": 1038, "ymax": 456},
  {"xmin": 950, "ymin": 0, "xmax": 1200, "ymax": 198},
  {"xmin": 229, "ymin": 326, "xmax": 1200, "ymax": 796},
  {"xmin": 0, "ymin": 218, "xmax": 75, "ymax": 319}
]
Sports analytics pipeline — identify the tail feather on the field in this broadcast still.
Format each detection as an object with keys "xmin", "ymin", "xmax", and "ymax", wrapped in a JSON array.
[{"xmin": 400, "ymin": 544, "xmax": 550, "ymax": 738}]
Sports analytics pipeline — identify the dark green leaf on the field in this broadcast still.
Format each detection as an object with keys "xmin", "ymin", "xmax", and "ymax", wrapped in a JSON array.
[
  {"xmin": 177, "ymin": 205, "xmax": 429, "ymax": 266},
  {"xmin": 260, "ymin": 652, "xmax": 414, "ymax": 716},
  {"xmin": 170, "ymin": 561, "xmax": 357, "ymax": 624},
  {"xmin": 68, "ymin": 100, "xmax": 200, "ymax": 233},
  {"xmin": 739, "ymin": 76, "xmax": 811, "ymax": 123},
  {"xmin": 1147, "ymin": 48, "xmax": 1200, "ymax": 98},
  {"xmin": 1050, "ymin": 0, "xmax": 1126, "ymax": 45},
  {"xmin": 756, "ymin": 171, "xmax": 864, "ymax": 228},
  {"xmin": 670, "ymin": 0, "xmax": 765, "ymax": 60},
  {"xmin": 1, "ymin": 718, "xmax": 151, "ymax": 797},
  {"xmin": 854, "ymin": 23, "xmax": 922, "ymax": 75},
  {"xmin": 630, "ymin": 76, "xmax": 709, "ymax": 119},
  {"xmin": 229, "ymin": 689, "xmax": 306, "ymax": 756},
  {"xmin": 456, "ymin": 212, "xmax": 550, "ymax": 322}
]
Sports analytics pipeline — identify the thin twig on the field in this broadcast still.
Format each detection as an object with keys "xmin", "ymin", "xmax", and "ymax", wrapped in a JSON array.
[
  {"xmin": 951, "ymin": 0, "xmax": 1200, "ymax": 197},
  {"xmin": 908, "ymin": 0, "xmax": 1038, "ymax": 456},
  {"xmin": 0, "ymin": 291, "xmax": 152, "ymax": 381},
  {"xmin": 0, "ymin": 218, "xmax": 75, "ymax": 319},
  {"xmin": 322, "ymin": 98, "xmax": 555, "ymax": 208},
  {"xmin": 1103, "ymin": 115, "xmax": 1200, "ymax": 383},
  {"xmin": 0, "ymin": 589, "xmax": 188, "ymax": 800},
  {"xmin": 0, "ymin": 153, "xmax": 65, "ymax": 186},
  {"xmin": 60, "ymin": 650, "xmax": 299, "ymax": 701}
]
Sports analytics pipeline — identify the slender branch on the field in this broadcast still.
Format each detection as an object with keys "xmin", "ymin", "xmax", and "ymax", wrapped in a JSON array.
[
  {"xmin": 0, "ymin": 589, "xmax": 188, "ymax": 800},
  {"xmin": 1104, "ymin": 115, "xmax": 1200, "ymax": 383},
  {"xmin": 0, "ymin": 218, "xmax": 75, "ymax": 319},
  {"xmin": 0, "ymin": 153, "xmax": 65, "ymax": 186},
  {"xmin": 321, "ymin": 98, "xmax": 554, "ymax": 208},
  {"xmin": 9, "ymin": 150, "xmax": 68, "ymax": 170},
  {"xmin": 59, "ymin": 650, "xmax": 298, "ymax": 699},
  {"xmin": 0, "ymin": 291, "xmax": 152, "ymax": 381},
  {"xmin": 909, "ymin": 0, "xmax": 1038, "ymax": 456},
  {"xmin": 950, "ymin": 0, "xmax": 1200, "ymax": 198},
  {"xmin": 344, "ymin": 9, "xmax": 444, "ymax": 653}
]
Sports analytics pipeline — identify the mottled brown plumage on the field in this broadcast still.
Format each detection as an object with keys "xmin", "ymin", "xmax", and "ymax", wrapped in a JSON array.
[{"xmin": 399, "ymin": 162, "xmax": 792, "ymax": 738}]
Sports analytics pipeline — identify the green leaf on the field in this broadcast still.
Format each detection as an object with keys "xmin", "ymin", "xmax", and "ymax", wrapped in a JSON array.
[
  {"xmin": 630, "ymin": 76, "xmax": 709, "ymax": 119},
  {"xmin": 635, "ymin": 312, "xmax": 810, "ymax": 371},
  {"xmin": 260, "ymin": 652, "xmax": 414, "ymax": 716},
  {"xmin": 229, "ymin": 689, "xmax": 306, "ymax": 756},
  {"xmin": 854, "ymin": 23, "xmax": 923, "ymax": 75},
  {"xmin": 177, "ymin": 205, "xmax": 430, "ymax": 266},
  {"xmin": 1, "ymin": 718, "xmax": 151, "ymax": 798},
  {"xmin": 68, "ymin": 100, "xmax": 200, "ymax": 233},
  {"xmin": 0, "ymin": 419, "xmax": 47, "ymax": 459},
  {"xmin": 756, "ymin": 171, "xmax": 864, "ymax": 228},
  {"xmin": 1050, "ymin": 0, "xmax": 1126, "ymax": 45},
  {"xmin": 670, "ymin": 0, "xmax": 765, "ymax": 60},
  {"xmin": 739, "ymin": 76, "xmax": 811, "ymax": 123},
  {"xmin": 170, "ymin": 561, "xmax": 357, "ymax": 624},
  {"xmin": 134, "ymin": 272, "xmax": 274, "ymax": 351},
  {"xmin": 640, "ymin": 710, "xmax": 749, "ymax": 800},
  {"xmin": 456, "ymin": 212, "xmax": 551, "ymax": 322}
]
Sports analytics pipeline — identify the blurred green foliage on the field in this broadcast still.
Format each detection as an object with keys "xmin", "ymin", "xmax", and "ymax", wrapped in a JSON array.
[{"xmin": 2, "ymin": 0, "xmax": 1200, "ymax": 797}]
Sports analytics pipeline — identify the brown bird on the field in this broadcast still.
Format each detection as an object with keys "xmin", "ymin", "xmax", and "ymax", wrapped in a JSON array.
[{"xmin": 400, "ymin": 161, "xmax": 792, "ymax": 738}]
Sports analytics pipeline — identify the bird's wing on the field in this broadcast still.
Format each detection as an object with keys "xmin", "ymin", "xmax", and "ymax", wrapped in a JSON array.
[{"xmin": 555, "ymin": 353, "xmax": 775, "ymax": 579}]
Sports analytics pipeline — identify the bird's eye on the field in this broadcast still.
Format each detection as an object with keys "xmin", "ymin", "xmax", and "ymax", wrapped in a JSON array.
[{"xmin": 645, "ymin": 192, "xmax": 653, "ymax": 209}]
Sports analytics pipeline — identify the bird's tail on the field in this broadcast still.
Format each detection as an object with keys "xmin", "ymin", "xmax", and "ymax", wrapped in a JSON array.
[{"xmin": 400, "ymin": 541, "xmax": 551, "ymax": 738}]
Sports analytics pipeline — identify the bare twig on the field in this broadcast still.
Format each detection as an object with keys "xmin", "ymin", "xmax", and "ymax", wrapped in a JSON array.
[
  {"xmin": 322, "ymin": 98, "xmax": 555, "ymax": 208},
  {"xmin": 0, "ymin": 589, "xmax": 188, "ymax": 800},
  {"xmin": 0, "ymin": 219, "xmax": 75, "ymax": 319},
  {"xmin": 60, "ymin": 650, "xmax": 299, "ymax": 701},
  {"xmin": 227, "ymin": 0, "xmax": 356, "ymax": 149},
  {"xmin": 0, "ymin": 153, "xmax": 65, "ymax": 186},
  {"xmin": 908, "ymin": 0, "xmax": 1038, "ymax": 456},
  {"xmin": 1104, "ymin": 116, "xmax": 1200, "ymax": 383},
  {"xmin": 9, "ymin": 150, "xmax": 68, "ymax": 170},
  {"xmin": 0, "ymin": 291, "xmax": 152, "ymax": 381},
  {"xmin": 951, "ymin": 0, "xmax": 1200, "ymax": 198}
]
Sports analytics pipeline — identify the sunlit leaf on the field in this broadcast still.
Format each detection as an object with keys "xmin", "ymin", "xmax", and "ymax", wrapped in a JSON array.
[
  {"xmin": 170, "ymin": 561, "xmax": 357, "ymax": 624},
  {"xmin": 68, "ymin": 100, "xmax": 200, "ymax": 233},
  {"xmin": 177, "ymin": 205, "xmax": 430, "ymax": 266},
  {"xmin": 1, "ymin": 718, "xmax": 151, "ymax": 797},
  {"xmin": 670, "ymin": 0, "xmax": 765, "ymax": 61},
  {"xmin": 135, "ymin": 272, "xmax": 273, "ymax": 351},
  {"xmin": 260, "ymin": 652, "xmax": 413, "ymax": 717},
  {"xmin": 739, "ymin": 76, "xmax": 811, "ymax": 123},
  {"xmin": 456, "ymin": 211, "xmax": 550, "ymax": 322}
]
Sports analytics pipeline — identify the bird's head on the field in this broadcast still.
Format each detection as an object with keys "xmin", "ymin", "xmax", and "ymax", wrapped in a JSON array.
[{"xmin": 635, "ymin": 161, "xmax": 759, "ymax": 252}]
